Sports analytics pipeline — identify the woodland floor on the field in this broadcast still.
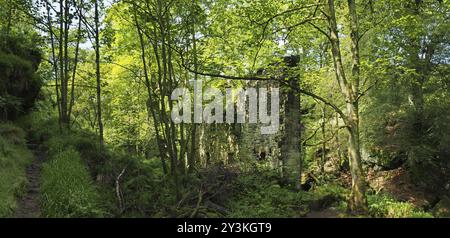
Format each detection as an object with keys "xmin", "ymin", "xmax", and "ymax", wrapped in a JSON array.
[
  {"xmin": 367, "ymin": 167, "xmax": 434, "ymax": 207},
  {"xmin": 306, "ymin": 208, "xmax": 340, "ymax": 218},
  {"xmin": 14, "ymin": 145, "xmax": 44, "ymax": 218},
  {"xmin": 9, "ymin": 143, "xmax": 433, "ymax": 218}
]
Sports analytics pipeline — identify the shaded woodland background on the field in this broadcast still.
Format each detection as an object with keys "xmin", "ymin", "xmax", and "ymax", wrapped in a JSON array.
[{"xmin": 0, "ymin": 0, "xmax": 449, "ymax": 218}]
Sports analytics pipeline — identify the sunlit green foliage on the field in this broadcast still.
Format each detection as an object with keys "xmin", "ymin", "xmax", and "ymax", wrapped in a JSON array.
[
  {"xmin": 1, "ymin": 0, "xmax": 449, "ymax": 218},
  {"xmin": 368, "ymin": 193, "xmax": 433, "ymax": 218},
  {"xmin": 40, "ymin": 149, "xmax": 104, "ymax": 218}
]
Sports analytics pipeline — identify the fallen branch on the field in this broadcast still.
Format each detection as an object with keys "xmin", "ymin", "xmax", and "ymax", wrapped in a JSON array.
[
  {"xmin": 204, "ymin": 200, "xmax": 228, "ymax": 215},
  {"xmin": 116, "ymin": 165, "xmax": 129, "ymax": 214},
  {"xmin": 190, "ymin": 189, "xmax": 204, "ymax": 218}
]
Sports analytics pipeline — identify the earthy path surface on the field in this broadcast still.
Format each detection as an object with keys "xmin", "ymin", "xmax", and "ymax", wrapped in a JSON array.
[
  {"xmin": 15, "ymin": 145, "xmax": 44, "ymax": 218},
  {"xmin": 306, "ymin": 208, "xmax": 340, "ymax": 218}
]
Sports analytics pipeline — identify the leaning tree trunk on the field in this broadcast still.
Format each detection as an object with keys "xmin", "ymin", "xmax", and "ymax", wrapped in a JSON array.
[
  {"xmin": 133, "ymin": 8, "xmax": 168, "ymax": 175},
  {"xmin": 326, "ymin": 0, "xmax": 367, "ymax": 212},
  {"xmin": 68, "ymin": 0, "xmax": 84, "ymax": 127},
  {"xmin": 46, "ymin": 3, "xmax": 61, "ymax": 129}
]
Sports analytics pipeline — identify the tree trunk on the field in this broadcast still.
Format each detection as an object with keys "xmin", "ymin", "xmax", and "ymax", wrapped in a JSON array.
[
  {"xmin": 133, "ymin": 9, "xmax": 168, "ymax": 175},
  {"xmin": 335, "ymin": 112, "xmax": 342, "ymax": 162},
  {"xmin": 94, "ymin": 0, "xmax": 104, "ymax": 152},
  {"xmin": 326, "ymin": 0, "xmax": 367, "ymax": 212},
  {"xmin": 321, "ymin": 105, "xmax": 326, "ymax": 174},
  {"xmin": 188, "ymin": 9, "xmax": 198, "ymax": 173},
  {"xmin": 59, "ymin": 0, "xmax": 67, "ymax": 127},
  {"xmin": 46, "ymin": 3, "xmax": 61, "ymax": 129},
  {"xmin": 281, "ymin": 56, "xmax": 302, "ymax": 189},
  {"xmin": 62, "ymin": 0, "xmax": 70, "ymax": 127},
  {"xmin": 346, "ymin": 104, "xmax": 367, "ymax": 212},
  {"xmin": 68, "ymin": 0, "xmax": 84, "ymax": 127},
  {"xmin": 346, "ymin": 0, "xmax": 367, "ymax": 212}
]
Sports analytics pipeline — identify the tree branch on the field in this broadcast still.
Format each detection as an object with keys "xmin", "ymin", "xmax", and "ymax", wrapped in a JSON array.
[{"xmin": 175, "ymin": 49, "xmax": 348, "ymax": 124}]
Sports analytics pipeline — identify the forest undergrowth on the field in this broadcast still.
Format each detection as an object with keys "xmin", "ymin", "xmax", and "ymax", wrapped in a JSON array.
[{"xmin": 0, "ymin": 111, "xmax": 441, "ymax": 218}]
